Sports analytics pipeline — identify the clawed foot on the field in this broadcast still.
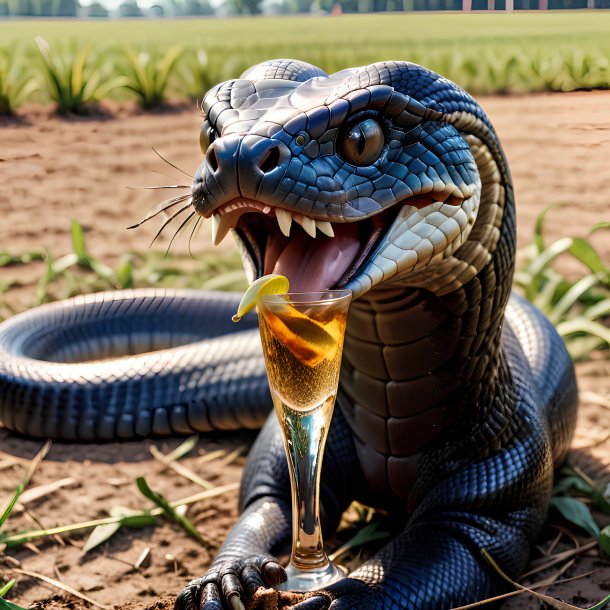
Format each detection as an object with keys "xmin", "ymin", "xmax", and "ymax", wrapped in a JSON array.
[{"xmin": 175, "ymin": 556, "xmax": 287, "ymax": 610}]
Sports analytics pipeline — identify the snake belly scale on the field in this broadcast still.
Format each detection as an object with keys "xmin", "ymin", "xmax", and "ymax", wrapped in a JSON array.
[{"xmin": 0, "ymin": 59, "xmax": 578, "ymax": 609}]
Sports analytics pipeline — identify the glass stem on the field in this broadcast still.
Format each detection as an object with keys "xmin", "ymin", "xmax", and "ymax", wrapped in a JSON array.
[{"xmin": 284, "ymin": 400, "xmax": 333, "ymax": 571}]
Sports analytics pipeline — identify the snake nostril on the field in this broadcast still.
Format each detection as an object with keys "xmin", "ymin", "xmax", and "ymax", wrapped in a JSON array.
[
  {"xmin": 206, "ymin": 146, "xmax": 219, "ymax": 172},
  {"xmin": 258, "ymin": 145, "xmax": 281, "ymax": 174}
]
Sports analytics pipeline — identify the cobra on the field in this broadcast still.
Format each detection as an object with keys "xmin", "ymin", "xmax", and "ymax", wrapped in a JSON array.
[{"xmin": 0, "ymin": 59, "xmax": 577, "ymax": 610}]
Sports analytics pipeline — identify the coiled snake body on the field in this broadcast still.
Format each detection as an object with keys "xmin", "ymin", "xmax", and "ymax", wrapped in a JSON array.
[{"xmin": 0, "ymin": 60, "xmax": 578, "ymax": 609}]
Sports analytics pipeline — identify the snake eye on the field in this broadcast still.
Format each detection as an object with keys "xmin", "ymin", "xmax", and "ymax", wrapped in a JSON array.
[
  {"xmin": 338, "ymin": 118, "xmax": 384, "ymax": 166},
  {"xmin": 200, "ymin": 124, "xmax": 216, "ymax": 154}
]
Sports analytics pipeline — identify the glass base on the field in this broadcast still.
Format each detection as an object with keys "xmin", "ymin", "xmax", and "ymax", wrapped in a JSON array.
[{"xmin": 278, "ymin": 561, "xmax": 346, "ymax": 592}]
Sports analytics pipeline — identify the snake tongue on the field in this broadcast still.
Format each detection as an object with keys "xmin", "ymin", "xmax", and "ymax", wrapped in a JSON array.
[{"xmin": 265, "ymin": 223, "xmax": 361, "ymax": 292}]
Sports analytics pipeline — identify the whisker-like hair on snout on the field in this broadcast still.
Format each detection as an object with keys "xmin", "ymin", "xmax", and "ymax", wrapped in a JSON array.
[
  {"xmin": 127, "ymin": 193, "xmax": 193, "ymax": 229},
  {"xmin": 152, "ymin": 147, "xmax": 194, "ymax": 179},
  {"xmin": 188, "ymin": 217, "xmax": 203, "ymax": 258},
  {"xmin": 127, "ymin": 184, "xmax": 191, "ymax": 190},
  {"xmin": 164, "ymin": 210, "xmax": 198, "ymax": 257},
  {"xmin": 149, "ymin": 200, "xmax": 194, "ymax": 248}
]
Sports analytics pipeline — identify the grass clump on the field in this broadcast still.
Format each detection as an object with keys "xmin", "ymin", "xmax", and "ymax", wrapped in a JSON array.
[
  {"xmin": 0, "ymin": 15, "xmax": 609, "ymax": 111},
  {"xmin": 0, "ymin": 47, "xmax": 39, "ymax": 115},
  {"xmin": 515, "ymin": 205, "xmax": 610, "ymax": 360},
  {"xmin": 121, "ymin": 44, "xmax": 184, "ymax": 108},
  {"xmin": 35, "ymin": 36, "xmax": 127, "ymax": 114},
  {"xmin": 0, "ymin": 220, "xmax": 246, "ymax": 322}
]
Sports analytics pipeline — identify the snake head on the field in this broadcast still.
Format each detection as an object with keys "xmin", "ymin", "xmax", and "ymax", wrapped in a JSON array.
[{"xmin": 191, "ymin": 59, "xmax": 500, "ymax": 300}]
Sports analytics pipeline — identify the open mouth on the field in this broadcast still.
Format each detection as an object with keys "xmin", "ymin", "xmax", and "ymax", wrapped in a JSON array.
[{"xmin": 205, "ymin": 195, "xmax": 459, "ymax": 293}]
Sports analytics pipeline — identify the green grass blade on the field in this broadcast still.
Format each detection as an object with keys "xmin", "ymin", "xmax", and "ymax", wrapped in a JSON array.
[
  {"xmin": 328, "ymin": 522, "xmax": 389, "ymax": 562},
  {"xmin": 584, "ymin": 298, "xmax": 610, "ymax": 321},
  {"xmin": 200, "ymin": 269, "xmax": 248, "ymax": 291},
  {"xmin": 35, "ymin": 35, "xmax": 65, "ymax": 107},
  {"xmin": 0, "ymin": 580, "xmax": 15, "ymax": 597},
  {"xmin": 1, "ymin": 441, "xmax": 50, "ymax": 530},
  {"xmin": 532, "ymin": 269, "xmax": 564, "ymax": 314},
  {"xmin": 71, "ymin": 219, "xmax": 88, "ymax": 261},
  {"xmin": 589, "ymin": 591, "xmax": 610, "ymax": 610},
  {"xmin": 556, "ymin": 318, "xmax": 610, "ymax": 348},
  {"xmin": 115, "ymin": 255, "xmax": 134, "ymax": 289},
  {"xmin": 533, "ymin": 203, "xmax": 567, "ymax": 254},
  {"xmin": 552, "ymin": 475, "xmax": 594, "ymax": 496},
  {"xmin": 589, "ymin": 221, "xmax": 610, "ymax": 234},
  {"xmin": 51, "ymin": 253, "xmax": 79, "ymax": 275},
  {"xmin": 600, "ymin": 525, "xmax": 610, "ymax": 558},
  {"xmin": 88, "ymin": 258, "xmax": 115, "ymax": 282},
  {"xmin": 0, "ymin": 483, "xmax": 24, "ymax": 529},
  {"xmin": 155, "ymin": 44, "xmax": 183, "ymax": 98},
  {"xmin": 81, "ymin": 69, "xmax": 101, "ymax": 101},
  {"xmin": 90, "ymin": 75, "xmax": 130, "ymax": 100},
  {"xmin": 526, "ymin": 237, "xmax": 574, "ymax": 279},
  {"xmin": 0, "ymin": 598, "xmax": 29, "ymax": 610},
  {"xmin": 13, "ymin": 77, "xmax": 39, "ymax": 107},
  {"xmin": 166, "ymin": 435, "xmax": 199, "ymax": 461},
  {"xmin": 122, "ymin": 45, "xmax": 151, "ymax": 105},
  {"xmin": 71, "ymin": 43, "xmax": 91, "ymax": 98},
  {"xmin": 568, "ymin": 237, "xmax": 607, "ymax": 275},
  {"xmin": 136, "ymin": 476, "xmax": 207, "ymax": 547},
  {"xmin": 549, "ymin": 273, "xmax": 605, "ymax": 325},
  {"xmin": 35, "ymin": 248, "xmax": 56, "ymax": 304}
]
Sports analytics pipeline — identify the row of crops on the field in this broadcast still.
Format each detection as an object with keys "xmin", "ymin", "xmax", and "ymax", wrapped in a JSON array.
[{"xmin": 2, "ymin": 14, "xmax": 610, "ymax": 114}]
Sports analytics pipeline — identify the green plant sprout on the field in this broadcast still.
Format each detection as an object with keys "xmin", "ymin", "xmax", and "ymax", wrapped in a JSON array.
[
  {"xmin": 0, "ymin": 46, "xmax": 39, "ymax": 116},
  {"xmin": 514, "ymin": 205, "xmax": 610, "ymax": 360},
  {"xmin": 35, "ymin": 36, "xmax": 128, "ymax": 114},
  {"xmin": 121, "ymin": 44, "xmax": 184, "ymax": 108}
]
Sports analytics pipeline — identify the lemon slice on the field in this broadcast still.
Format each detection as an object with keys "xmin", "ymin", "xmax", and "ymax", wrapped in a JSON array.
[
  {"xmin": 232, "ymin": 274, "xmax": 290, "ymax": 322},
  {"xmin": 259, "ymin": 306, "xmax": 338, "ymax": 367}
]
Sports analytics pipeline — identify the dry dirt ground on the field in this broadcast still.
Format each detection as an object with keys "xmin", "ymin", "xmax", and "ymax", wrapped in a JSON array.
[{"xmin": 0, "ymin": 91, "xmax": 609, "ymax": 610}]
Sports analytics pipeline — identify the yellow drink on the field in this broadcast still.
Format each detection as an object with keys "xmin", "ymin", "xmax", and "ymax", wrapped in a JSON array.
[{"xmin": 257, "ymin": 291, "xmax": 351, "ymax": 590}]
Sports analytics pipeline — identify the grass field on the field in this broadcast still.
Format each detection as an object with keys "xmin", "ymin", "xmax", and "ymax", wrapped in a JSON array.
[
  {"xmin": 2, "ymin": 12, "xmax": 610, "ymax": 111},
  {"xmin": 2, "ymin": 12, "xmax": 610, "ymax": 48}
]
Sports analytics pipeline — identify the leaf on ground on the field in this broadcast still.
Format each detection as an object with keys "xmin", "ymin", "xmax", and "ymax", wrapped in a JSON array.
[
  {"xmin": 599, "ymin": 526, "xmax": 610, "ymax": 558},
  {"xmin": 136, "ymin": 476, "xmax": 207, "ymax": 547},
  {"xmin": 0, "ymin": 580, "xmax": 15, "ymax": 597},
  {"xmin": 592, "ymin": 487, "xmax": 610, "ymax": 514},
  {"xmin": 18, "ymin": 477, "xmax": 75, "ymax": 506},
  {"xmin": 552, "ymin": 476, "xmax": 593, "ymax": 496},
  {"xmin": 329, "ymin": 522, "xmax": 390, "ymax": 562},
  {"xmin": 82, "ymin": 521, "xmax": 123, "ymax": 554},
  {"xmin": 0, "ymin": 598, "xmax": 28, "ymax": 610},
  {"xmin": 550, "ymin": 497, "xmax": 600, "ymax": 538},
  {"xmin": 83, "ymin": 504, "xmax": 158, "ymax": 554}
]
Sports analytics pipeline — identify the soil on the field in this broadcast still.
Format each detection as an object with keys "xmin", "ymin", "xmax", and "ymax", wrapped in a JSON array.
[{"xmin": 1, "ymin": 91, "xmax": 609, "ymax": 610}]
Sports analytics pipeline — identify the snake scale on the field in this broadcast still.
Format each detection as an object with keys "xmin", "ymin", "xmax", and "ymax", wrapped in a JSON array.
[{"xmin": 0, "ymin": 59, "xmax": 578, "ymax": 609}]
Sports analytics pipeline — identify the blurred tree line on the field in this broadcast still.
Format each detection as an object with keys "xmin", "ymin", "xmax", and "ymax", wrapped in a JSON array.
[
  {"xmin": 0, "ymin": 0, "xmax": 604, "ymax": 18},
  {"xmin": 0, "ymin": 0, "xmax": 214, "ymax": 17}
]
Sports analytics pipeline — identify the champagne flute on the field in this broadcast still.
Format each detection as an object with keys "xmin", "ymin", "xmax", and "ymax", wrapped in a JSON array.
[{"xmin": 257, "ymin": 289, "xmax": 352, "ymax": 592}]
